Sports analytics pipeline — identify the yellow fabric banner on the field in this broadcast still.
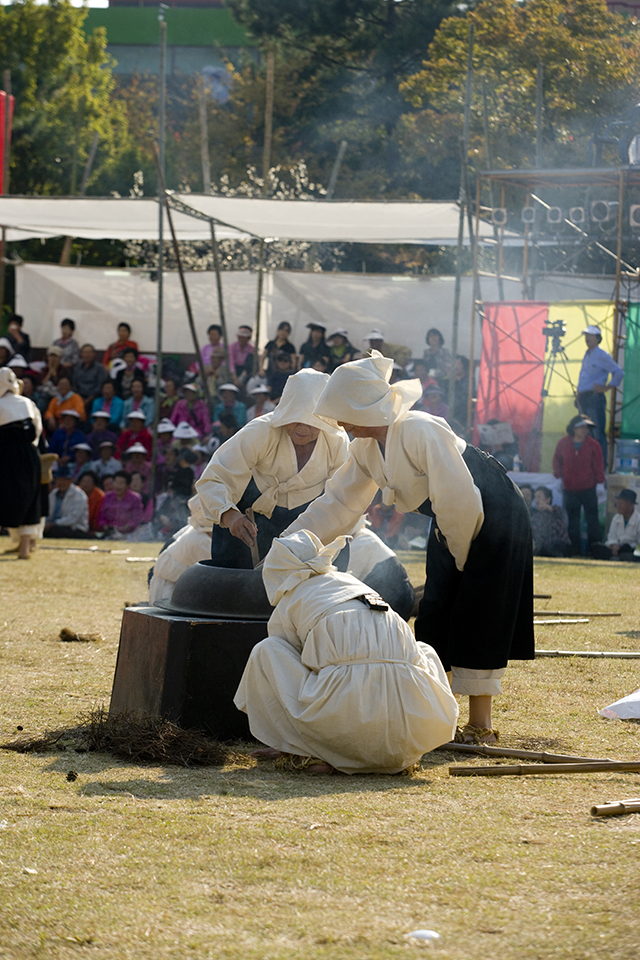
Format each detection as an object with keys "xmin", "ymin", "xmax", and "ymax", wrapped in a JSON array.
[{"xmin": 540, "ymin": 301, "xmax": 615, "ymax": 470}]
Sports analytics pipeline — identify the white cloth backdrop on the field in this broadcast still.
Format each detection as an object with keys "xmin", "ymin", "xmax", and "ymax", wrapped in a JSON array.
[{"xmin": 15, "ymin": 262, "xmax": 621, "ymax": 359}]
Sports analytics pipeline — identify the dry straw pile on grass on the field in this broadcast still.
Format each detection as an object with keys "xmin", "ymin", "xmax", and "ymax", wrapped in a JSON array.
[{"xmin": 1, "ymin": 539, "xmax": 640, "ymax": 960}]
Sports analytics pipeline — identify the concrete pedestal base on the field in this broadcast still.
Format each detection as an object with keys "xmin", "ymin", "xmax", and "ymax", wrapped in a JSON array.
[{"xmin": 109, "ymin": 605, "xmax": 269, "ymax": 741}]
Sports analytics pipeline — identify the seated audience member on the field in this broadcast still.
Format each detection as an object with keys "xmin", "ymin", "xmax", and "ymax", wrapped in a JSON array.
[
  {"xmin": 409, "ymin": 358, "xmax": 438, "ymax": 391},
  {"xmin": 90, "ymin": 440, "xmax": 123, "ymax": 481},
  {"xmin": 44, "ymin": 465, "xmax": 90, "ymax": 538},
  {"xmin": 78, "ymin": 470, "xmax": 105, "ymax": 532},
  {"xmin": 326, "ymin": 329, "xmax": 355, "ymax": 371},
  {"xmin": 53, "ymin": 318, "xmax": 81, "ymax": 373},
  {"xmin": 157, "ymin": 418, "xmax": 176, "ymax": 453},
  {"xmin": 235, "ymin": 530, "xmax": 458, "ymax": 774},
  {"xmin": 121, "ymin": 376, "xmax": 154, "ymax": 428},
  {"xmin": 173, "ymin": 420, "xmax": 200, "ymax": 449},
  {"xmin": 159, "ymin": 378, "xmax": 180, "ymax": 421},
  {"xmin": 7, "ymin": 355, "xmax": 29, "ymax": 382},
  {"xmin": 70, "ymin": 443, "xmax": 94, "ymax": 482},
  {"xmin": 261, "ymin": 322, "xmax": 296, "ymax": 376},
  {"xmin": 115, "ymin": 410, "xmax": 152, "ymax": 460},
  {"xmin": 228, "ymin": 325, "xmax": 255, "ymax": 386},
  {"xmin": 267, "ymin": 350, "xmax": 294, "ymax": 401},
  {"xmin": 160, "ymin": 447, "xmax": 178, "ymax": 491},
  {"xmin": 201, "ymin": 324, "xmax": 225, "ymax": 373},
  {"xmin": 192, "ymin": 445, "xmax": 209, "ymax": 480},
  {"xmin": 299, "ymin": 323, "xmax": 331, "ymax": 370},
  {"xmin": 246, "ymin": 384, "xmax": 275, "ymax": 421},
  {"xmin": 423, "ymin": 326, "xmax": 452, "ymax": 383},
  {"xmin": 129, "ymin": 472, "xmax": 154, "ymax": 523},
  {"xmin": 204, "ymin": 346, "xmax": 233, "ymax": 400},
  {"xmin": 592, "ymin": 489, "xmax": 640, "ymax": 561},
  {"xmin": 87, "ymin": 411, "xmax": 119, "ymax": 457},
  {"xmin": 149, "ymin": 494, "xmax": 214, "ymax": 604},
  {"xmin": 102, "ymin": 475, "xmax": 115, "ymax": 493},
  {"xmin": 44, "ymin": 376, "xmax": 85, "ymax": 433},
  {"xmin": 420, "ymin": 384, "xmax": 449, "ymax": 420},
  {"xmin": 115, "ymin": 348, "xmax": 143, "ymax": 400},
  {"xmin": 155, "ymin": 449, "xmax": 197, "ymax": 537},
  {"xmin": 72, "ymin": 344, "xmax": 108, "ymax": 414},
  {"xmin": 170, "ymin": 383, "xmax": 211, "ymax": 438},
  {"xmin": 213, "ymin": 383, "xmax": 247, "ymax": 428},
  {"xmin": 48, "ymin": 411, "xmax": 85, "ymax": 465},
  {"xmin": 123, "ymin": 442, "xmax": 152, "ymax": 494},
  {"xmin": 36, "ymin": 346, "xmax": 63, "ymax": 410},
  {"xmin": 97, "ymin": 470, "xmax": 144, "ymax": 537},
  {"xmin": 530, "ymin": 486, "xmax": 570, "ymax": 558},
  {"xmin": 6, "ymin": 314, "xmax": 31, "ymax": 362},
  {"xmin": 518, "ymin": 483, "xmax": 535, "ymax": 510},
  {"xmin": 103, "ymin": 322, "xmax": 138, "ymax": 368},
  {"xmin": 0, "ymin": 337, "xmax": 13, "ymax": 367},
  {"xmin": 91, "ymin": 380, "xmax": 125, "ymax": 430},
  {"xmin": 209, "ymin": 411, "xmax": 239, "ymax": 451}
]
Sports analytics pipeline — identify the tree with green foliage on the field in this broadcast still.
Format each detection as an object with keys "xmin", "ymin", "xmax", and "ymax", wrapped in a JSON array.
[
  {"xmin": 399, "ymin": 0, "xmax": 640, "ymax": 178},
  {"xmin": 0, "ymin": 0, "xmax": 136, "ymax": 196}
]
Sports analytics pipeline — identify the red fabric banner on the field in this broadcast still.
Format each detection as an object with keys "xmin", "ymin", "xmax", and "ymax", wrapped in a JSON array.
[
  {"xmin": 0, "ymin": 92, "xmax": 15, "ymax": 195},
  {"xmin": 475, "ymin": 302, "xmax": 548, "ymax": 470}
]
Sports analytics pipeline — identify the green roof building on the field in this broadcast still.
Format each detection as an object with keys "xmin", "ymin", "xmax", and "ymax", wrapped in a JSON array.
[{"xmin": 83, "ymin": 5, "xmax": 252, "ymax": 76}]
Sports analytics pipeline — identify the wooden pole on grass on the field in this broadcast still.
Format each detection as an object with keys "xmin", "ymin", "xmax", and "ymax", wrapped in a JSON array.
[{"xmin": 450, "ymin": 760, "xmax": 640, "ymax": 777}]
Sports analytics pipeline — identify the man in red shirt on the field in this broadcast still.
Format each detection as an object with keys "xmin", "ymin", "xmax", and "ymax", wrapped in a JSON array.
[
  {"xmin": 115, "ymin": 410, "xmax": 152, "ymax": 460},
  {"xmin": 553, "ymin": 415, "xmax": 604, "ymax": 556}
]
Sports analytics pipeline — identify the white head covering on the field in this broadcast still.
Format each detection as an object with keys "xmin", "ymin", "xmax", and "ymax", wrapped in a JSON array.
[
  {"xmin": 0, "ymin": 337, "xmax": 15, "ymax": 357},
  {"xmin": 0, "ymin": 367, "xmax": 42, "ymax": 436},
  {"xmin": 173, "ymin": 421, "xmax": 199, "ymax": 439},
  {"xmin": 314, "ymin": 351, "xmax": 422, "ymax": 427},
  {"xmin": 262, "ymin": 529, "xmax": 349, "ymax": 606},
  {"xmin": 269, "ymin": 368, "xmax": 344, "ymax": 436}
]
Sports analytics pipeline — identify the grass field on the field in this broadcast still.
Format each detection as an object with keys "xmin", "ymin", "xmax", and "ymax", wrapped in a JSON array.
[{"xmin": 1, "ymin": 538, "xmax": 639, "ymax": 960}]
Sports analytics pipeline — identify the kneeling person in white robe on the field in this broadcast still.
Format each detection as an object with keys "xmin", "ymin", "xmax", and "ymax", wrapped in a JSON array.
[{"xmin": 234, "ymin": 530, "xmax": 458, "ymax": 774}]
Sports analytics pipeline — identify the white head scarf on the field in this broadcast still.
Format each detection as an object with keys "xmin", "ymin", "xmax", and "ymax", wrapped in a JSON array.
[
  {"xmin": 269, "ymin": 369, "xmax": 344, "ymax": 436},
  {"xmin": 262, "ymin": 529, "xmax": 349, "ymax": 606},
  {"xmin": 0, "ymin": 367, "xmax": 42, "ymax": 435},
  {"xmin": 314, "ymin": 351, "xmax": 422, "ymax": 427}
]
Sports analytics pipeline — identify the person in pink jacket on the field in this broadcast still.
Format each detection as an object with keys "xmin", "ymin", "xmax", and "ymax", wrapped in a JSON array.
[{"xmin": 170, "ymin": 384, "xmax": 211, "ymax": 438}]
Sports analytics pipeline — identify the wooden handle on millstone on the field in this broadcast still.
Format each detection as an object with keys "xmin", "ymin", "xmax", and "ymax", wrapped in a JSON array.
[{"xmin": 245, "ymin": 508, "xmax": 260, "ymax": 568}]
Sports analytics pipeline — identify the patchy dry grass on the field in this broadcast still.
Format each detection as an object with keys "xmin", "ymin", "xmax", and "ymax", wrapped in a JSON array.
[{"xmin": 1, "ymin": 538, "xmax": 639, "ymax": 960}]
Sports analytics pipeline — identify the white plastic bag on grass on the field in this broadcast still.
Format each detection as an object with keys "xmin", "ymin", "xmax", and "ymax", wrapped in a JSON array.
[{"xmin": 599, "ymin": 687, "xmax": 640, "ymax": 720}]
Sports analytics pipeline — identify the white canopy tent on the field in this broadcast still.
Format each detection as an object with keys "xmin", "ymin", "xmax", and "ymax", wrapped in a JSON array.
[
  {"xmin": 0, "ymin": 196, "xmax": 248, "ymax": 242},
  {"xmin": 172, "ymin": 194, "xmax": 504, "ymax": 244}
]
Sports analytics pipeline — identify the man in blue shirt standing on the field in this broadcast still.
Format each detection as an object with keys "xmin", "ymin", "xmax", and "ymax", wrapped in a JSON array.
[{"xmin": 577, "ymin": 324, "xmax": 623, "ymax": 466}]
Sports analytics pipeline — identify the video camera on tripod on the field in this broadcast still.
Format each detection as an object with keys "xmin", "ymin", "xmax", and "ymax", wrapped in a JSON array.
[{"xmin": 542, "ymin": 319, "xmax": 567, "ymax": 355}]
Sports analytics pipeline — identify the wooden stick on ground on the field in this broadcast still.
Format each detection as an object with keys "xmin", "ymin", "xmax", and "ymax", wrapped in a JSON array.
[
  {"xmin": 438, "ymin": 743, "xmax": 612, "ymax": 763},
  {"xmin": 533, "ymin": 593, "xmax": 552, "ymax": 599},
  {"xmin": 536, "ymin": 650, "xmax": 640, "ymax": 659},
  {"xmin": 534, "ymin": 619, "xmax": 589, "ymax": 624},
  {"xmin": 450, "ymin": 761, "xmax": 640, "ymax": 777},
  {"xmin": 533, "ymin": 611, "xmax": 621, "ymax": 618},
  {"xmin": 590, "ymin": 799, "xmax": 640, "ymax": 817}
]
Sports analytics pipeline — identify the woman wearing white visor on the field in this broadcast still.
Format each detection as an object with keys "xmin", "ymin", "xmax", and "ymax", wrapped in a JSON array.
[{"xmin": 284, "ymin": 352, "xmax": 534, "ymax": 743}]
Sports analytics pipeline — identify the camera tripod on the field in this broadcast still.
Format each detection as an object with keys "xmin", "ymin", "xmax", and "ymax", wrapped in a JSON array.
[{"xmin": 524, "ymin": 324, "xmax": 578, "ymax": 470}]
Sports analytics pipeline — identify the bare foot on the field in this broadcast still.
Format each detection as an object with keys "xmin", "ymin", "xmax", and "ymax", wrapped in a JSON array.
[
  {"xmin": 250, "ymin": 747, "xmax": 282, "ymax": 759},
  {"xmin": 306, "ymin": 762, "xmax": 335, "ymax": 774}
]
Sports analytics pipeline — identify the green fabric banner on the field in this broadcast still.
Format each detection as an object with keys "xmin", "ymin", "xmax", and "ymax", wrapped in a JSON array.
[{"xmin": 621, "ymin": 304, "xmax": 640, "ymax": 439}]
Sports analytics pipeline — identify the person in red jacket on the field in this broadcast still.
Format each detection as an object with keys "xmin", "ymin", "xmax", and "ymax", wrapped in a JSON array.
[{"xmin": 552, "ymin": 415, "xmax": 604, "ymax": 555}]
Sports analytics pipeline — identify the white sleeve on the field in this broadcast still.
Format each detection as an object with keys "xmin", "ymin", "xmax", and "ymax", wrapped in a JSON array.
[
  {"xmin": 284, "ymin": 448, "xmax": 379, "ymax": 545},
  {"xmin": 405, "ymin": 420, "xmax": 484, "ymax": 571},
  {"xmin": 195, "ymin": 421, "xmax": 270, "ymax": 525}
]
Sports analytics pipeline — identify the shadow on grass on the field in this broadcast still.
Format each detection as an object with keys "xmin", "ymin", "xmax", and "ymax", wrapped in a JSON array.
[{"xmin": 37, "ymin": 746, "xmax": 450, "ymax": 801}]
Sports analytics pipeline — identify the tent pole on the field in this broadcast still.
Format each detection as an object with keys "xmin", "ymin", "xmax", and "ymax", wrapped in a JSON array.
[
  {"xmin": 254, "ymin": 239, "xmax": 265, "ymax": 374},
  {"xmin": 482, "ymin": 78, "xmax": 504, "ymax": 301},
  {"xmin": 209, "ymin": 220, "xmax": 228, "ymax": 347},
  {"xmin": 467, "ymin": 175, "xmax": 481, "ymax": 431},
  {"xmin": 0, "ymin": 70, "xmax": 12, "ymax": 318},
  {"xmin": 150, "ymin": 13, "xmax": 167, "ymax": 504},
  {"xmin": 609, "ymin": 168, "xmax": 625, "ymax": 471},
  {"xmin": 449, "ymin": 23, "xmax": 474, "ymax": 416},
  {"xmin": 154, "ymin": 148, "xmax": 211, "ymax": 405}
]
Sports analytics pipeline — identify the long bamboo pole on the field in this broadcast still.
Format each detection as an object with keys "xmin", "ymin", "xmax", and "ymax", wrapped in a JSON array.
[
  {"xmin": 467, "ymin": 175, "xmax": 481, "ymax": 430},
  {"xmin": 439, "ymin": 743, "xmax": 612, "ymax": 764},
  {"xmin": 450, "ymin": 761, "xmax": 640, "ymax": 778},
  {"xmin": 535, "ymin": 649, "xmax": 640, "ymax": 659},
  {"xmin": 591, "ymin": 799, "xmax": 640, "ymax": 817}
]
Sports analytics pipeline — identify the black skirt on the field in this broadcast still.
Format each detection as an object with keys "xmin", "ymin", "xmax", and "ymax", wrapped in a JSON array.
[
  {"xmin": 414, "ymin": 445, "xmax": 534, "ymax": 671},
  {"xmin": 210, "ymin": 478, "xmax": 315, "ymax": 569},
  {"xmin": 0, "ymin": 419, "xmax": 42, "ymax": 528}
]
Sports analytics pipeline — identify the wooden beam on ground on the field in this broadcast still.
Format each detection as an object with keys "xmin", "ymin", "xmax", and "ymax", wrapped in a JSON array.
[
  {"xmin": 450, "ymin": 761, "xmax": 640, "ymax": 777},
  {"xmin": 535, "ymin": 649, "xmax": 640, "ymax": 659},
  {"xmin": 437, "ymin": 743, "xmax": 612, "ymax": 764}
]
